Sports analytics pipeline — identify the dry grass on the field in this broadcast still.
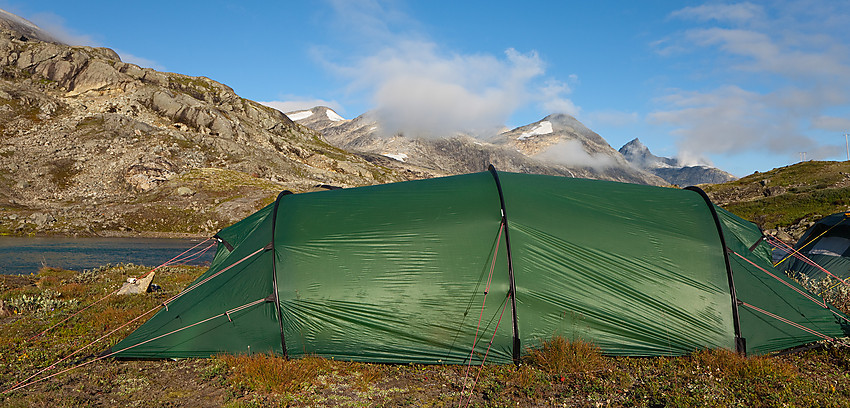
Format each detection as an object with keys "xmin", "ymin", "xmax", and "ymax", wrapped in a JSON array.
[
  {"xmin": 691, "ymin": 348, "xmax": 797, "ymax": 380},
  {"xmin": 524, "ymin": 336, "xmax": 604, "ymax": 376},
  {"xmin": 3, "ymin": 267, "xmax": 850, "ymax": 407},
  {"xmin": 219, "ymin": 354, "xmax": 335, "ymax": 395}
]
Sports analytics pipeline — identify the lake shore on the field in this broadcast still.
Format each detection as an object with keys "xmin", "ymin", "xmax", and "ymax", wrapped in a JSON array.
[{"xmin": 0, "ymin": 236, "xmax": 215, "ymax": 275}]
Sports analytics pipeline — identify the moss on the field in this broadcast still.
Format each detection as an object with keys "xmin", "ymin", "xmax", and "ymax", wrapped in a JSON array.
[
  {"xmin": 74, "ymin": 115, "xmax": 106, "ymax": 139},
  {"xmin": 167, "ymin": 75, "xmax": 219, "ymax": 101},
  {"xmin": 0, "ymin": 96, "xmax": 41, "ymax": 124},
  {"xmin": 705, "ymin": 161, "xmax": 850, "ymax": 195},
  {"xmin": 124, "ymin": 205, "xmax": 224, "ymax": 234},
  {"xmin": 177, "ymin": 168, "xmax": 282, "ymax": 193},
  {"xmin": 47, "ymin": 158, "xmax": 81, "ymax": 189}
]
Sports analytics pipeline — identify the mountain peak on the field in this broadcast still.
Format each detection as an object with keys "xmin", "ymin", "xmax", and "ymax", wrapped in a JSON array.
[
  {"xmin": 621, "ymin": 138, "xmax": 646, "ymax": 151},
  {"xmin": 286, "ymin": 106, "xmax": 346, "ymax": 123},
  {"xmin": 619, "ymin": 139, "xmax": 735, "ymax": 185},
  {"xmin": 0, "ymin": 8, "xmax": 62, "ymax": 44}
]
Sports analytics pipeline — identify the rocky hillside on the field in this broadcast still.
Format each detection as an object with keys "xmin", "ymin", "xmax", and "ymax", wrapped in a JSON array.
[
  {"xmin": 619, "ymin": 138, "xmax": 736, "ymax": 186},
  {"xmin": 0, "ymin": 16, "xmax": 414, "ymax": 237},
  {"xmin": 287, "ymin": 107, "xmax": 666, "ymax": 186},
  {"xmin": 704, "ymin": 160, "xmax": 850, "ymax": 241}
]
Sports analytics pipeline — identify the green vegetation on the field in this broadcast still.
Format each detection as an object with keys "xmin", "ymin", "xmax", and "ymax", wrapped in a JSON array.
[
  {"xmin": 47, "ymin": 158, "xmax": 80, "ymax": 189},
  {"xmin": 708, "ymin": 161, "xmax": 850, "ymax": 191},
  {"xmin": 1, "ymin": 265, "xmax": 849, "ymax": 407},
  {"xmin": 74, "ymin": 115, "xmax": 106, "ymax": 139},
  {"xmin": 178, "ymin": 168, "xmax": 283, "ymax": 193},
  {"xmin": 0, "ymin": 96, "xmax": 41, "ymax": 125},
  {"xmin": 168, "ymin": 75, "xmax": 219, "ymax": 101},
  {"xmin": 124, "ymin": 205, "xmax": 225, "ymax": 234},
  {"xmin": 722, "ymin": 186, "xmax": 850, "ymax": 229},
  {"xmin": 706, "ymin": 160, "xmax": 850, "ymax": 229}
]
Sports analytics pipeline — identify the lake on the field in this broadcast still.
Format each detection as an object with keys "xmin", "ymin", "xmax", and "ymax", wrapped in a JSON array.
[{"xmin": 0, "ymin": 236, "xmax": 216, "ymax": 275}]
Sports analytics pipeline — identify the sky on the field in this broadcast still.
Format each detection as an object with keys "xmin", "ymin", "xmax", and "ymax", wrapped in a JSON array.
[{"xmin": 3, "ymin": 0, "xmax": 850, "ymax": 176}]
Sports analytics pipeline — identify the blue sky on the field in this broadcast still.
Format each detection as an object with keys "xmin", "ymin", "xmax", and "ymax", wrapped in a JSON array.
[{"xmin": 3, "ymin": 1, "xmax": 850, "ymax": 176}]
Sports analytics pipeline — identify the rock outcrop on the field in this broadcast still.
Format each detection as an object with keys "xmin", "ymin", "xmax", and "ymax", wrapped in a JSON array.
[
  {"xmin": 0, "ymin": 12, "xmax": 413, "ymax": 237},
  {"xmin": 619, "ymin": 138, "xmax": 736, "ymax": 186}
]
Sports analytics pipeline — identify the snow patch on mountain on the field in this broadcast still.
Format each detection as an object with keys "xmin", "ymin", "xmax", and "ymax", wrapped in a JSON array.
[
  {"xmin": 327, "ymin": 110, "xmax": 345, "ymax": 121},
  {"xmin": 287, "ymin": 110, "xmax": 313, "ymax": 121},
  {"xmin": 383, "ymin": 153, "xmax": 408, "ymax": 162},
  {"xmin": 517, "ymin": 121, "xmax": 553, "ymax": 140}
]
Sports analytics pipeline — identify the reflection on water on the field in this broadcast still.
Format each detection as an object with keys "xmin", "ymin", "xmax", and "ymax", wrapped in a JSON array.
[{"xmin": 0, "ymin": 236, "xmax": 216, "ymax": 275}]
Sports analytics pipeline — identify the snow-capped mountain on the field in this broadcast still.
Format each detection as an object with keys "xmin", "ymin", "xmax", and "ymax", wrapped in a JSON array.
[{"xmin": 286, "ymin": 108, "xmax": 666, "ymax": 185}]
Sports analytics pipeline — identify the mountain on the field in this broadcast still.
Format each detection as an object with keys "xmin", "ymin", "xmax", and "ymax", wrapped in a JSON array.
[
  {"xmin": 0, "ymin": 9, "xmax": 60, "ymax": 43},
  {"xmin": 0, "ymin": 12, "xmax": 414, "ymax": 237},
  {"xmin": 286, "ymin": 108, "xmax": 666, "ymax": 186},
  {"xmin": 619, "ymin": 138, "xmax": 736, "ymax": 186}
]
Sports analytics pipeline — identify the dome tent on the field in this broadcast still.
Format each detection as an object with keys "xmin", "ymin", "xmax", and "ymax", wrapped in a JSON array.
[
  {"xmin": 783, "ymin": 212, "xmax": 850, "ymax": 281},
  {"xmin": 110, "ymin": 169, "xmax": 849, "ymax": 363}
]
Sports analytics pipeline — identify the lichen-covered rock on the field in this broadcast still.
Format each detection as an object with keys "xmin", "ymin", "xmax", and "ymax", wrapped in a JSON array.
[{"xmin": 0, "ymin": 21, "xmax": 413, "ymax": 237}]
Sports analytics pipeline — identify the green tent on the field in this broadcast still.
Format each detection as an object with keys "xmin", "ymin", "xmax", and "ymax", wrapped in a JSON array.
[
  {"xmin": 782, "ymin": 212, "xmax": 850, "ymax": 281},
  {"xmin": 111, "ymin": 169, "xmax": 849, "ymax": 363}
]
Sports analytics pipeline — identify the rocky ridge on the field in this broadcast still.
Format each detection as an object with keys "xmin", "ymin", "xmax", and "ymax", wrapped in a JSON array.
[
  {"xmin": 0, "ymin": 16, "xmax": 413, "ymax": 237},
  {"xmin": 619, "ymin": 138, "xmax": 736, "ymax": 186},
  {"xmin": 287, "ymin": 108, "xmax": 666, "ymax": 186}
]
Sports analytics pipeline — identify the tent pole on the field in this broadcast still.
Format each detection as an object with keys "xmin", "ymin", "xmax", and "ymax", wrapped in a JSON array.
[
  {"xmin": 270, "ymin": 190, "xmax": 293, "ymax": 358},
  {"xmin": 488, "ymin": 165, "xmax": 521, "ymax": 364},
  {"xmin": 685, "ymin": 186, "xmax": 746, "ymax": 355}
]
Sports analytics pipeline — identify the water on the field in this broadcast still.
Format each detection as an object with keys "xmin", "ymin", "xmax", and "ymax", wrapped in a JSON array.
[{"xmin": 0, "ymin": 236, "xmax": 216, "ymax": 275}]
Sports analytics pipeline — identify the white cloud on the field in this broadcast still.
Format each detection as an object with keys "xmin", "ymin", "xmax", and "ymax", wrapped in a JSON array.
[
  {"xmin": 812, "ymin": 116, "xmax": 850, "ymax": 132},
  {"xmin": 259, "ymin": 99, "xmax": 344, "ymax": 114},
  {"xmin": 321, "ymin": 1, "xmax": 577, "ymax": 138},
  {"xmin": 331, "ymin": 40, "xmax": 574, "ymax": 138},
  {"xmin": 651, "ymin": 2, "xmax": 850, "ymax": 165},
  {"xmin": 684, "ymin": 27, "xmax": 850, "ymax": 79},
  {"xmin": 536, "ymin": 139, "xmax": 618, "ymax": 170},
  {"xmin": 669, "ymin": 2, "xmax": 765, "ymax": 24},
  {"xmin": 649, "ymin": 86, "xmax": 817, "ymax": 157},
  {"xmin": 27, "ymin": 12, "xmax": 96, "ymax": 46},
  {"xmin": 540, "ymin": 79, "xmax": 579, "ymax": 117}
]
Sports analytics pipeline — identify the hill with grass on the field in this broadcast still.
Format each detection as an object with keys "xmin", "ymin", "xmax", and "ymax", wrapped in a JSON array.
[{"xmin": 704, "ymin": 160, "xmax": 850, "ymax": 240}]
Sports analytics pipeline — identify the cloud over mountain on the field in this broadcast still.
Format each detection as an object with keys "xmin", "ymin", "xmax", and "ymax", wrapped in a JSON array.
[{"xmin": 318, "ymin": 0, "xmax": 577, "ymax": 139}]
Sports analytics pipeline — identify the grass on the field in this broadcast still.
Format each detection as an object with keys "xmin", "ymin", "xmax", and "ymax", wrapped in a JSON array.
[
  {"xmin": 2, "ymin": 265, "xmax": 850, "ymax": 407},
  {"xmin": 725, "ymin": 186, "xmax": 850, "ymax": 229},
  {"xmin": 524, "ymin": 336, "xmax": 603, "ymax": 376},
  {"xmin": 123, "ymin": 204, "xmax": 226, "ymax": 234},
  {"xmin": 705, "ymin": 160, "xmax": 850, "ymax": 229}
]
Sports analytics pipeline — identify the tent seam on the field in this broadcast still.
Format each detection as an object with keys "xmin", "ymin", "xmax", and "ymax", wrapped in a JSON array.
[
  {"xmin": 270, "ymin": 190, "xmax": 293, "ymax": 358},
  {"xmin": 684, "ymin": 186, "xmax": 746, "ymax": 355},
  {"xmin": 487, "ymin": 165, "xmax": 521, "ymax": 364}
]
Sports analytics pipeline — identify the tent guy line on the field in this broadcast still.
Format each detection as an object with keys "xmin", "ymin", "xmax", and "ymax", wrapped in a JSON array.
[{"xmin": 109, "ymin": 169, "xmax": 850, "ymax": 361}]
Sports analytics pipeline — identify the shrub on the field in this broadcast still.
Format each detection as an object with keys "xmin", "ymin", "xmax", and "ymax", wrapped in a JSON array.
[
  {"xmin": 524, "ymin": 336, "xmax": 603, "ymax": 376},
  {"xmin": 218, "ymin": 354, "xmax": 334, "ymax": 395},
  {"xmin": 7, "ymin": 288, "xmax": 79, "ymax": 318}
]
